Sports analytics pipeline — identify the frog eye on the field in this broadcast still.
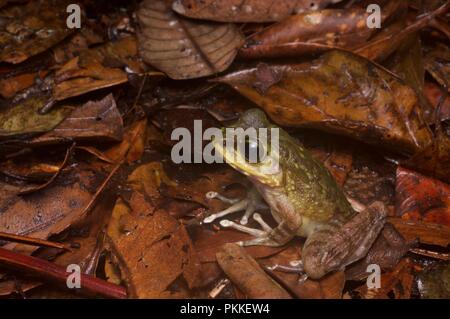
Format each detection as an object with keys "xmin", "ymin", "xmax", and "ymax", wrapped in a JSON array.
[{"xmin": 243, "ymin": 139, "xmax": 266, "ymax": 163}]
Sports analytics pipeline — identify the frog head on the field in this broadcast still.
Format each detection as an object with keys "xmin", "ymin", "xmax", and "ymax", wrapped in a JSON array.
[{"xmin": 212, "ymin": 109, "xmax": 283, "ymax": 187}]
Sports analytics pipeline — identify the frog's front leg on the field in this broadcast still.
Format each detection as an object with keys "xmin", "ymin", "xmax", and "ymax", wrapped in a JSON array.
[
  {"xmin": 302, "ymin": 201, "xmax": 387, "ymax": 280},
  {"xmin": 203, "ymin": 188, "xmax": 267, "ymax": 225},
  {"xmin": 221, "ymin": 211, "xmax": 301, "ymax": 247}
]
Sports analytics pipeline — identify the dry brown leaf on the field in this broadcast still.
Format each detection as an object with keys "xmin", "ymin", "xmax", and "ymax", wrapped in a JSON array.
[
  {"xmin": 192, "ymin": 228, "xmax": 285, "ymax": 263},
  {"xmin": 217, "ymin": 50, "xmax": 433, "ymax": 154},
  {"xmin": 53, "ymin": 36, "xmax": 141, "ymax": 102},
  {"xmin": 0, "ymin": 166, "xmax": 104, "ymax": 255},
  {"xmin": 172, "ymin": 0, "xmax": 343, "ymax": 22},
  {"xmin": 106, "ymin": 197, "xmax": 201, "ymax": 298},
  {"xmin": 354, "ymin": 3, "xmax": 450, "ymax": 62},
  {"xmin": 216, "ymin": 243, "xmax": 291, "ymax": 298},
  {"xmin": 31, "ymin": 94, "xmax": 124, "ymax": 145},
  {"xmin": 0, "ymin": 72, "xmax": 37, "ymax": 98},
  {"xmin": 137, "ymin": 0, "xmax": 244, "ymax": 79},
  {"xmin": 388, "ymin": 217, "xmax": 450, "ymax": 247},
  {"xmin": 104, "ymin": 118, "xmax": 147, "ymax": 164}
]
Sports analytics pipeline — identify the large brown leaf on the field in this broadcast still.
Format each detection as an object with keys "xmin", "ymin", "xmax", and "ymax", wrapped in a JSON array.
[
  {"xmin": 0, "ymin": 166, "xmax": 104, "ymax": 255},
  {"xmin": 107, "ymin": 198, "xmax": 201, "ymax": 298},
  {"xmin": 217, "ymin": 50, "xmax": 433, "ymax": 154},
  {"xmin": 240, "ymin": 1, "xmax": 403, "ymax": 59},
  {"xmin": 172, "ymin": 0, "xmax": 342, "ymax": 22},
  {"xmin": 137, "ymin": 0, "xmax": 244, "ymax": 80}
]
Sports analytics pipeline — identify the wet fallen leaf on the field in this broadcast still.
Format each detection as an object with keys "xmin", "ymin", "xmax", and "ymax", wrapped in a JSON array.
[
  {"xmin": 218, "ymin": 50, "xmax": 433, "ymax": 153},
  {"xmin": 0, "ymin": 0, "xmax": 73, "ymax": 64},
  {"xmin": 395, "ymin": 166, "xmax": 450, "ymax": 227},
  {"xmin": 137, "ymin": 0, "xmax": 244, "ymax": 80},
  {"xmin": 240, "ymin": 2, "xmax": 402, "ymax": 59},
  {"xmin": 417, "ymin": 261, "xmax": 450, "ymax": 299},
  {"xmin": 388, "ymin": 217, "xmax": 450, "ymax": 247},
  {"xmin": 172, "ymin": 0, "xmax": 342, "ymax": 22}
]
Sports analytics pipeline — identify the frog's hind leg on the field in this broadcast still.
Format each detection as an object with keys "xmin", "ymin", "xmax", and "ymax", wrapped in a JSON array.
[
  {"xmin": 203, "ymin": 188, "xmax": 267, "ymax": 225},
  {"xmin": 302, "ymin": 201, "xmax": 387, "ymax": 280}
]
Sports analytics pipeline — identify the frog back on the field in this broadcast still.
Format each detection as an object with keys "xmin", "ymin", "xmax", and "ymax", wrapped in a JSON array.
[{"xmin": 280, "ymin": 134, "xmax": 354, "ymax": 223}]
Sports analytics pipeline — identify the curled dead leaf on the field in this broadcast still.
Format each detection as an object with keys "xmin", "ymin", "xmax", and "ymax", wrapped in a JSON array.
[{"xmin": 172, "ymin": 0, "xmax": 343, "ymax": 22}]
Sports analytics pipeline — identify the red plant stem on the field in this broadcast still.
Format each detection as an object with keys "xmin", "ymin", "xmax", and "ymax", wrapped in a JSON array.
[{"xmin": 0, "ymin": 247, "xmax": 127, "ymax": 299}]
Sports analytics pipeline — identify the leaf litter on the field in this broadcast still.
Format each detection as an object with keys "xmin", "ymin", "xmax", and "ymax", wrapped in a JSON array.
[{"xmin": 0, "ymin": 0, "xmax": 449, "ymax": 300}]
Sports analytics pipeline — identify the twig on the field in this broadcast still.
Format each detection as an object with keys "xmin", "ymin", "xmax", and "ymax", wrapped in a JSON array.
[
  {"xmin": 409, "ymin": 248, "xmax": 450, "ymax": 261},
  {"xmin": 79, "ymin": 160, "xmax": 122, "ymax": 218},
  {"xmin": 0, "ymin": 232, "xmax": 72, "ymax": 251},
  {"xmin": 0, "ymin": 247, "xmax": 127, "ymax": 299},
  {"xmin": 18, "ymin": 143, "xmax": 75, "ymax": 195}
]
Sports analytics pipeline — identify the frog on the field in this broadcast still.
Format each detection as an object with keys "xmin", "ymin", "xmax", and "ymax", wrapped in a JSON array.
[{"xmin": 203, "ymin": 108, "xmax": 387, "ymax": 280}]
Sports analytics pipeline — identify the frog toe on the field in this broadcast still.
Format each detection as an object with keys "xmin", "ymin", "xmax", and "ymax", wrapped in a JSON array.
[
  {"xmin": 220, "ymin": 219, "xmax": 267, "ymax": 237},
  {"xmin": 203, "ymin": 198, "xmax": 249, "ymax": 224}
]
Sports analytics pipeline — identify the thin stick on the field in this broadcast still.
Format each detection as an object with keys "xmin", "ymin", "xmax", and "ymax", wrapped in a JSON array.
[
  {"xmin": 0, "ymin": 247, "xmax": 127, "ymax": 299},
  {"xmin": 0, "ymin": 232, "xmax": 72, "ymax": 251},
  {"xmin": 79, "ymin": 161, "xmax": 122, "ymax": 218}
]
